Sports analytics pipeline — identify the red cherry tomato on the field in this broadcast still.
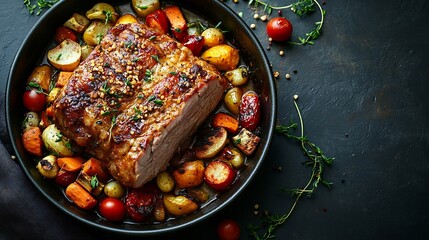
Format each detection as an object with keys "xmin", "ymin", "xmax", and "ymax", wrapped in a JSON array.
[
  {"xmin": 145, "ymin": 9, "xmax": 170, "ymax": 34},
  {"xmin": 99, "ymin": 197, "xmax": 126, "ymax": 222},
  {"xmin": 54, "ymin": 26, "xmax": 78, "ymax": 43},
  {"xmin": 239, "ymin": 91, "xmax": 261, "ymax": 131},
  {"xmin": 266, "ymin": 17, "xmax": 293, "ymax": 42},
  {"xmin": 125, "ymin": 188, "xmax": 157, "ymax": 222},
  {"xmin": 23, "ymin": 89, "xmax": 46, "ymax": 112},
  {"xmin": 217, "ymin": 219, "xmax": 241, "ymax": 240},
  {"xmin": 183, "ymin": 35, "xmax": 205, "ymax": 56}
]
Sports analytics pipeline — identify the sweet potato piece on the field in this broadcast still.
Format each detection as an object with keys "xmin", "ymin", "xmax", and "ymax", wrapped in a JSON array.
[
  {"xmin": 22, "ymin": 127, "xmax": 43, "ymax": 156},
  {"xmin": 56, "ymin": 71, "xmax": 73, "ymax": 88},
  {"xmin": 57, "ymin": 157, "xmax": 85, "ymax": 172},
  {"xmin": 65, "ymin": 182, "xmax": 97, "ymax": 210},
  {"xmin": 82, "ymin": 158, "xmax": 110, "ymax": 182},
  {"xmin": 164, "ymin": 6, "xmax": 188, "ymax": 42},
  {"xmin": 212, "ymin": 112, "xmax": 239, "ymax": 133}
]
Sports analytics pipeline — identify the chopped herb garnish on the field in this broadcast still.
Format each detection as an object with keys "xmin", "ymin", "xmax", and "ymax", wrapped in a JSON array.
[
  {"xmin": 56, "ymin": 53, "xmax": 62, "ymax": 60},
  {"xmin": 103, "ymin": 62, "xmax": 110, "ymax": 68},
  {"xmin": 90, "ymin": 175, "xmax": 99, "ymax": 189},
  {"xmin": 151, "ymin": 54, "xmax": 160, "ymax": 62},
  {"xmin": 169, "ymin": 71, "xmax": 177, "ymax": 75},
  {"xmin": 103, "ymin": 10, "xmax": 112, "ymax": 25},
  {"xmin": 137, "ymin": 5, "xmax": 148, "ymax": 9},
  {"xmin": 96, "ymin": 33, "xmax": 104, "ymax": 44},
  {"xmin": 149, "ymin": 35, "xmax": 157, "ymax": 41},
  {"xmin": 137, "ymin": 94, "xmax": 143, "ymax": 99},
  {"xmin": 108, "ymin": 116, "xmax": 117, "ymax": 143},
  {"xmin": 124, "ymin": 78, "xmax": 132, "ymax": 86},
  {"xmin": 55, "ymin": 132, "xmax": 63, "ymax": 142},
  {"xmin": 26, "ymin": 82, "xmax": 45, "ymax": 94},
  {"xmin": 101, "ymin": 82, "xmax": 110, "ymax": 94},
  {"xmin": 153, "ymin": 99, "xmax": 163, "ymax": 106},
  {"xmin": 148, "ymin": 95, "xmax": 156, "ymax": 102},
  {"xmin": 125, "ymin": 40, "xmax": 134, "ymax": 48},
  {"xmin": 132, "ymin": 57, "xmax": 140, "ymax": 62},
  {"xmin": 101, "ymin": 110, "xmax": 111, "ymax": 116},
  {"xmin": 174, "ymin": 27, "xmax": 182, "ymax": 33},
  {"xmin": 24, "ymin": 0, "xmax": 59, "ymax": 15},
  {"xmin": 233, "ymin": 138, "xmax": 241, "ymax": 145}
]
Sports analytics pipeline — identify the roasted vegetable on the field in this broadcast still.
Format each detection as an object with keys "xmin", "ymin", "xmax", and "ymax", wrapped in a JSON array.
[
  {"xmin": 212, "ymin": 112, "xmax": 239, "ymax": 133},
  {"xmin": 172, "ymin": 160, "xmax": 205, "ymax": 189},
  {"xmin": 47, "ymin": 39, "xmax": 81, "ymax": 71},
  {"xmin": 65, "ymin": 182, "xmax": 97, "ymax": 210},
  {"xmin": 63, "ymin": 13, "xmax": 90, "ymax": 33},
  {"xmin": 82, "ymin": 158, "xmax": 110, "ymax": 182},
  {"xmin": 36, "ymin": 155, "xmax": 59, "ymax": 178},
  {"xmin": 201, "ymin": 44, "xmax": 239, "ymax": 71},
  {"xmin": 154, "ymin": 199, "xmax": 166, "ymax": 221},
  {"xmin": 41, "ymin": 124, "xmax": 74, "ymax": 157},
  {"xmin": 86, "ymin": 3, "xmax": 118, "ymax": 23},
  {"xmin": 55, "ymin": 71, "xmax": 73, "ymax": 88},
  {"xmin": 183, "ymin": 35, "xmax": 205, "ymax": 56},
  {"xmin": 232, "ymin": 128, "xmax": 261, "ymax": 156},
  {"xmin": 23, "ymin": 89, "xmax": 46, "ymax": 112},
  {"xmin": 163, "ymin": 195, "xmax": 198, "ymax": 216},
  {"xmin": 204, "ymin": 160, "xmax": 236, "ymax": 192},
  {"xmin": 126, "ymin": 188, "xmax": 157, "ymax": 222},
  {"xmin": 46, "ymin": 87, "xmax": 61, "ymax": 104},
  {"xmin": 55, "ymin": 169, "xmax": 78, "ymax": 187},
  {"xmin": 224, "ymin": 87, "xmax": 243, "ymax": 115},
  {"xmin": 27, "ymin": 65, "xmax": 51, "ymax": 91},
  {"xmin": 132, "ymin": 0, "xmax": 160, "ymax": 18},
  {"xmin": 156, "ymin": 171, "xmax": 175, "ymax": 193},
  {"xmin": 224, "ymin": 66, "xmax": 249, "ymax": 86},
  {"xmin": 164, "ymin": 6, "xmax": 188, "ymax": 42},
  {"xmin": 80, "ymin": 44, "xmax": 95, "ymax": 61},
  {"xmin": 194, "ymin": 127, "xmax": 228, "ymax": 159},
  {"xmin": 22, "ymin": 127, "xmax": 43, "ymax": 156},
  {"xmin": 145, "ymin": 9, "xmax": 169, "ymax": 34},
  {"xmin": 76, "ymin": 171, "xmax": 105, "ymax": 196},
  {"xmin": 223, "ymin": 147, "xmax": 245, "ymax": 169},
  {"xmin": 57, "ymin": 157, "xmax": 84, "ymax": 172},
  {"xmin": 22, "ymin": 112, "xmax": 40, "ymax": 131},
  {"xmin": 201, "ymin": 27, "xmax": 224, "ymax": 48},
  {"xmin": 83, "ymin": 20, "xmax": 114, "ymax": 46},
  {"xmin": 104, "ymin": 180, "xmax": 126, "ymax": 198},
  {"xmin": 116, "ymin": 13, "xmax": 138, "ymax": 26},
  {"xmin": 54, "ymin": 26, "xmax": 78, "ymax": 43},
  {"xmin": 239, "ymin": 91, "xmax": 261, "ymax": 131}
]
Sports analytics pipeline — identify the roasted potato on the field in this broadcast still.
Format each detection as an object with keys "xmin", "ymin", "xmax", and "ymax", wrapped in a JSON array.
[
  {"xmin": 46, "ymin": 87, "xmax": 61, "ymax": 104},
  {"xmin": 22, "ymin": 112, "xmax": 40, "ymax": 131},
  {"xmin": 41, "ymin": 124, "xmax": 74, "ymax": 157},
  {"xmin": 27, "ymin": 65, "xmax": 51, "ymax": 91},
  {"xmin": 201, "ymin": 27, "xmax": 224, "ymax": 48},
  {"xmin": 224, "ymin": 87, "xmax": 243, "ymax": 115},
  {"xmin": 194, "ymin": 127, "xmax": 228, "ymax": 159},
  {"xmin": 132, "ymin": 0, "xmax": 160, "ymax": 18},
  {"xmin": 86, "ymin": 3, "xmax": 118, "ymax": 23},
  {"xmin": 47, "ymin": 39, "xmax": 81, "ymax": 71},
  {"xmin": 80, "ymin": 44, "xmax": 95, "ymax": 60},
  {"xmin": 104, "ymin": 181, "xmax": 126, "ymax": 198},
  {"xmin": 172, "ymin": 160, "xmax": 205, "ymax": 189},
  {"xmin": 232, "ymin": 128, "xmax": 261, "ymax": 156},
  {"xmin": 63, "ymin": 13, "xmax": 90, "ymax": 33},
  {"xmin": 36, "ymin": 155, "xmax": 59, "ymax": 179},
  {"xmin": 115, "ymin": 13, "xmax": 138, "ymax": 26},
  {"xmin": 156, "ymin": 171, "xmax": 175, "ymax": 193},
  {"xmin": 201, "ymin": 44, "xmax": 239, "ymax": 71},
  {"xmin": 83, "ymin": 20, "xmax": 114, "ymax": 46},
  {"xmin": 163, "ymin": 195, "xmax": 198, "ymax": 216},
  {"xmin": 227, "ymin": 148, "xmax": 245, "ymax": 169},
  {"xmin": 224, "ymin": 66, "xmax": 249, "ymax": 86}
]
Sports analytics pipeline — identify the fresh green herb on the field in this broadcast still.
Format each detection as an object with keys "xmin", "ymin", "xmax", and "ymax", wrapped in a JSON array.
[
  {"xmin": 149, "ymin": 35, "xmax": 157, "ymax": 41},
  {"xmin": 153, "ymin": 99, "xmax": 163, "ymax": 106},
  {"xmin": 103, "ymin": 10, "xmax": 112, "ymax": 25},
  {"xmin": 26, "ymin": 82, "xmax": 45, "ymax": 94},
  {"xmin": 132, "ymin": 107, "xmax": 142, "ymax": 121},
  {"xmin": 132, "ymin": 57, "xmax": 140, "ymax": 62},
  {"xmin": 147, "ymin": 95, "xmax": 156, "ymax": 102},
  {"xmin": 248, "ymin": 0, "xmax": 325, "ymax": 45},
  {"xmin": 101, "ymin": 110, "xmax": 111, "ymax": 116},
  {"xmin": 144, "ymin": 69, "xmax": 152, "ymax": 82},
  {"xmin": 125, "ymin": 40, "xmax": 134, "ymax": 49},
  {"xmin": 108, "ymin": 116, "xmax": 117, "ymax": 143},
  {"xmin": 24, "ymin": 0, "xmax": 59, "ymax": 15},
  {"xmin": 187, "ymin": 21, "xmax": 207, "ymax": 34},
  {"xmin": 96, "ymin": 33, "xmax": 104, "ymax": 44},
  {"xmin": 90, "ymin": 175, "xmax": 99, "ymax": 189},
  {"xmin": 56, "ymin": 53, "xmax": 62, "ymax": 61},
  {"xmin": 248, "ymin": 98, "xmax": 334, "ymax": 240},
  {"xmin": 55, "ymin": 132, "xmax": 63, "ymax": 142},
  {"xmin": 151, "ymin": 54, "xmax": 160, "ymax": 62},
  {"xmin": 103, "ymin": 62, "xmax": 110, "ymax": 68},
  {"xmin": 100, "ymin": 82, "xmax": 110, "ymax": 94},
  {"xmin": 169, "ymin": 71, "xmax": 177, "ymax": 75},
  {"xmin": 233, "ymin": 138, "xmax": 241, "ymax": 145},
  {"xmin": 124, "ymin": 78, "xmax": 132, "ymax": 87},
  {"xmin": 137, "ymin": 5, "xmax": 148, "ymax": 9},
  {"xmin": 65, "ymin": 141, "xmax": 72, "ymax": 151},
  {"xmin": 174, "ymin": 27, "xmax": 182, "ymax": 33}
]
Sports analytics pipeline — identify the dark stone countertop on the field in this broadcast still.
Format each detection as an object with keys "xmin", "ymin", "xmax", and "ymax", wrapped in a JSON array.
[{"xmin": 1, "ymin": 0, "xmax": 428, "ymax": 239}]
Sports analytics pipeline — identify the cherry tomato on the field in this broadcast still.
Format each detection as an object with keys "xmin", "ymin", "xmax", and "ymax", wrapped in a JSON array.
[
  {"xmin": 54, "ymin": 26, "xmax": 78, "ymax": 43},
  {"xmin": 183, "ymin": 35, "xmax": 205, "ymax": 56},
  {"xmin": 217, "ymin": 219, "xmax": 240, "ymax": 240},
  {"xmin": 99, "ymin": 197, "xmax": 126, "ymax": 222},
  {"xmin": 145, "ymin": 9, "xmax": 170, "ymax": 34},
  {"xmin": 266, "ymin": 17, "xmax": 293, "ymax": 42},
  {"xmin": 125, "ymin": 188, "xmax": 157, "ymax": 222},
  {"xmin": 239, "ymin": 91, "xmax": 261, "ymax": 131},
  {"xmin": 23, "ymin": 89, "xmax": 46, "ymax": 112}
]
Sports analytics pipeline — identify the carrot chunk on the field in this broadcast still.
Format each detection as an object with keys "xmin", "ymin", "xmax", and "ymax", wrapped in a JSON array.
[
  {"xmin": 65, "ymin": 182, "xmax": 97, "ymax": 210},
  {"xmin": 22, "ymin": 127, "xmax": 43, "ymax": 156},
  {"xmin": 56, "ymin": 71, "xmax": 73, "ymax": 88},
  {"xmin": 82, "ymin": 158, "xmax": 110, "ymax": 182},
  {"xmin": 57, "ymin": 157, "xmax": 85, "ymax": 172},
  {"xmin": 212, "ymin": 112, "xmax": 239, "ymax": 133},
  {"xmin": 164, "ymin": 6, "xmax": 188, "ymax": 42}
]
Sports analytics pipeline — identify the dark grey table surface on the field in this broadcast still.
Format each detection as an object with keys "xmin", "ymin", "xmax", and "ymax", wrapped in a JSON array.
[{"xmin": 1, "ymin": 0, "xmax": 429, "ymax": 239}]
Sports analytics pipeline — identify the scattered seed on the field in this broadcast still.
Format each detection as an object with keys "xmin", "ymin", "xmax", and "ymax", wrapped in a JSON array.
[
  {"xmin": 11, "ymin": 155, "xmax": 16, "ymax": 160},
  {"xmin": 273, "ymin": 71, "xmax": 280, "ymax": 78},
  {"xmin": 266, "ymin": 46, "xmax": 271, "ymax": 50},
  {"xmin": 279, "ymin": 50, "xmax": 284, "ymax": 56},
  {"xmin": 253, "ymin": 210, "xmax": 259, "ymax": 215},
  {"xmin": 285, "ymin": 73, "xmax": 291, "ymax": 79},
  {"xmin": 293, "ymin": 94, "xmax": 299, "ymax": 100},
  {"xmin": 278, "ymin": 10, "xmax": 282, "ymax": 16},
  {"xmin": 253, "ymin": 13, "xmax": 259, "ymax": 19},
  {"xmin": 268, "ymin": 37, "xmax": 273, "ymax": 42},
  {"xmin": 238, "ymin": 11, "xmax": 243, "ymax": 18},
  {"xmin": 250, "ymin": 23, "xmax": 256, "ymax": 29},
  {"xmin": 254, "ymin": 203, "xmax": 260, "ymax": 209},
  {"xmin": 233, "ymin": 0, "xmax": 239, "ymax": 3},
  {"xmin": 260, "ymin": 15, "xmax": 267, "ymax": 21}
]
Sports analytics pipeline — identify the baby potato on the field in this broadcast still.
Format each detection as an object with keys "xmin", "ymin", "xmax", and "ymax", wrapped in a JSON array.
[
  {"xmin": 46, "ymin": 87, "xmax": 61, "ymax": 104},
  {"xmin": 80, "ymin": 44, "xmax": 95, "ymax": 61},
  {"xmin": 115, "ymin": 13, "xmax": 138, "ymax": 26},
  {"xmin": 22, "ymin": 112, "xmax": 40, "ymax": 131},
  {"xmin": 27, "ymin": 65, "xmax": 51, "ymax": 92},
  {"xmin": 132, "ymin": 0, "xmax": 160, "ymax": 18},
  {"xmin": 36, "ymin": 155, "xmax": 59, "ymax": 179},
  {"xmin": 104, "ymin": 180, "xmax": 126, "ymax": 198},
  {"xmin": 224, "ymin": 87, "xmax": 243, "ymax": 115},
  {"xmin": 201, "ymin": 44, "xmax": 239, "ymax": 71},
  {"xmin": 224, "ymin": 66, "xmax": 249, "ymax": 86},
  {"xmin": 228, "ymin": 148, "xmax": 245, "ymax": 169},
  {"xmin": 201, "ymin": 27, "xmax": 224, "ymax": 48},
  {"xmin": 41, "ymin": 124, "xmax": 74, "ymax": 157},
  {"xmin": 86, "ymin": 3, "xmax": 118, "ymax": 23},
  {"xmin": 156, "ymin": 171, "xmax": 175, "ymax": 193},
  {"xmin": 63, "ymin": 13, "xmax": 90, "ymax": 33},
  {"xmin": 172, "ymin": 160, "xmax": 205, "ymax": 189},
  {"xmin": 163, "ymin": 195, "xmax": 198, "ymax": 216},
  {"xmin": 83, "ymin": 20, "xmax": 114, "ymax": 46},
  {"xmin": 47, "ymin": 39, "xmax": 81, "ymax": 71}
]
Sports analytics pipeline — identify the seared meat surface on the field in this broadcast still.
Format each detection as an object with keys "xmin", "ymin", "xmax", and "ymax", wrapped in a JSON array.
[{"xmin": 53, "ymin": 23, "xmax": 227, "ymax": 188}]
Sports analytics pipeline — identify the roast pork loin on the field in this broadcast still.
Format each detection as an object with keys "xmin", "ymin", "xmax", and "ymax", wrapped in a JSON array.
[{"xmin": 52, "ymin": 23, "xmax": 227, "ymax": 188}]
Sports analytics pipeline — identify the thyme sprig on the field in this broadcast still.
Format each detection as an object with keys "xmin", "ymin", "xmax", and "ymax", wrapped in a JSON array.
[
  {"xmin": 24, "ymin": 0, "xmax": 59, "ymax": 15},
  {"xmin": 248, "ymin": 0, "xmax": 325, "ymax": 45},
  {"xmin": 248, "ymin": 98, "xmax": 334, "ymax": 239}
]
